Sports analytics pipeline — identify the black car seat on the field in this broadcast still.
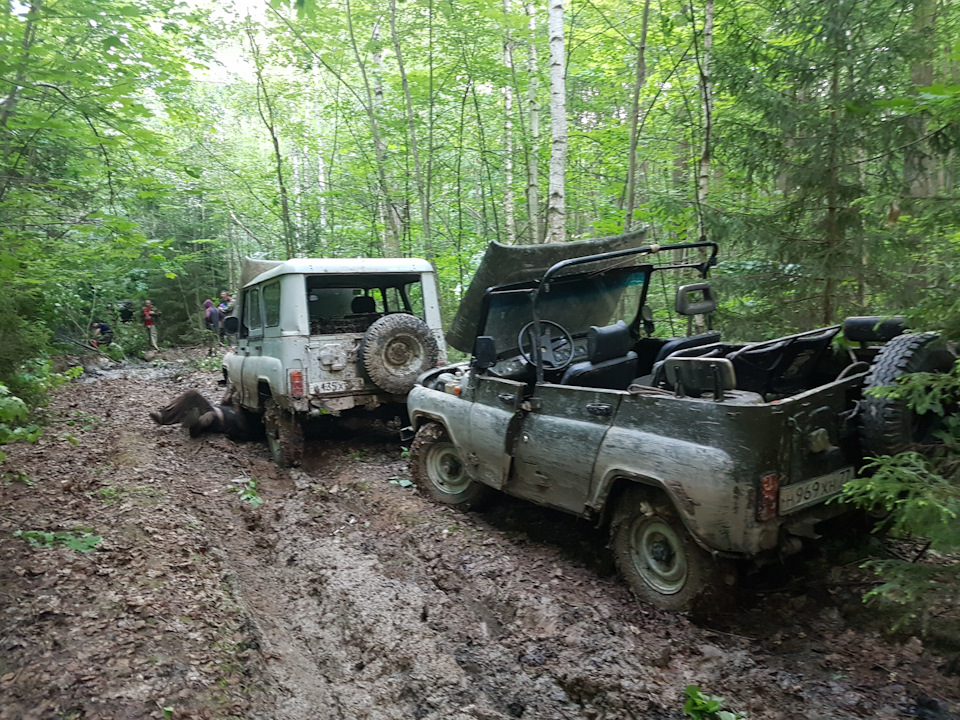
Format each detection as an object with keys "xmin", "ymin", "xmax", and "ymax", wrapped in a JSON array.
[{"xmin": 561, "ymin": 321, "xmax": 639, "ymax": 390}]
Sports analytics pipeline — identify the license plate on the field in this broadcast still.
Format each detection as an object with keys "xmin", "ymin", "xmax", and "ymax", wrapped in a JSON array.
[
  {"xmin": 314, "ymin": 379, "xmax": 364, "ymax": 394},
  {"xmin": 778, "ymin": 466, "xmax": 854, "ymax": 515}
]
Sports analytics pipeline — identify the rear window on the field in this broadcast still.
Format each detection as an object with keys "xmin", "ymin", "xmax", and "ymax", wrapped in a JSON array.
[{"xmin": 305, "ymin": 274, "xmax": 425, "ymax": 335}]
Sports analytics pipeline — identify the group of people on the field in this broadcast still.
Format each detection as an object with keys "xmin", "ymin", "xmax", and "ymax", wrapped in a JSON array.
[
  {"xmin": 89, "ymin": 292, "xmax": 234, "ymax": 353},
  {"xmin": 204, "ymin": 290, "xmax": 235, "ymax": 343},
  {"xmin": 88, "ymin": 300, "xmax": 158, "ymax": 351}
]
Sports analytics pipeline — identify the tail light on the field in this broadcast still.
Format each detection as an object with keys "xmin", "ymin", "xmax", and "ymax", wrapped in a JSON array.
[
  {"xmin": 289, "ymin": 370, "xmax": 304, "ymax": 398},
  {"xmin": 757, "ymin": 473, "xmax": 779, "ymax": 521}
]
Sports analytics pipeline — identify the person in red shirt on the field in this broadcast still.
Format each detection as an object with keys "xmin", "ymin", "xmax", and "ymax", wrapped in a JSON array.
[{"xmin": 143, "ymin": 300, "xmax": 159, "ymax": 351}]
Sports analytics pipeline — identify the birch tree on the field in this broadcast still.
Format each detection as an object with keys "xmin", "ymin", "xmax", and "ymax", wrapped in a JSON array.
[
  {"xmin": 546, "ymin": 0, "xmax": 567, "ymax": 243},
  {"xmin": 502, "ymin": 0, "xmax": 517, "ymax": 244},
  {"xmin": 525, "ymin": 1, "xmax": 542, "ymax": 243}
]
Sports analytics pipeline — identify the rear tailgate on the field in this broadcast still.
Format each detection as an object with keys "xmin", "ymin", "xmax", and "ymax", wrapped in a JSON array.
[{"xmin": 771, "ymin": 373, "xmax": 865, "ymax": 516}]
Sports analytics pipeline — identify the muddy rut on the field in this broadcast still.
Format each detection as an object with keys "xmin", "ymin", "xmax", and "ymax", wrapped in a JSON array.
[{"xmin": 0, "ymin": 357, "xmax": 957, "ymax": 720}]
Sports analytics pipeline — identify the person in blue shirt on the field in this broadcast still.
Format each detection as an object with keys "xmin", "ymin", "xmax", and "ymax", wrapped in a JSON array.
[{"xmin": 90, "ymin": 321, "xmax": 114, "ymax": 349}]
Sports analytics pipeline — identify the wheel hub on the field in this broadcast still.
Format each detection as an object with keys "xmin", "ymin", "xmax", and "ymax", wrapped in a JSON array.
[
  {"xmin": 427, "ymin": 444, "xmax": 469, "ymax": 494},
  {"xmin": 650, "ymin": 539, "xmax": 674, "ymax": 564},
  {"xmin": 630, "ymin": 517, "xmax": 688, "ymax": 595},
  {"xmin": 385, "ymin": 338, "xmax": 414, "ymax": 367}
]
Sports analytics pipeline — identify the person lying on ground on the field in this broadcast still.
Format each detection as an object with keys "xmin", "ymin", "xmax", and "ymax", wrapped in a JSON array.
[{"xmin": 149, "ymin": 389, "xmax": 254, "ymax": 441}]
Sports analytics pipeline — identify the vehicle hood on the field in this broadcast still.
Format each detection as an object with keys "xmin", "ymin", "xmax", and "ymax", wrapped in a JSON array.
[{"xmin": 446, "ymin": 229, "xmax": 648, "ymax": 352}]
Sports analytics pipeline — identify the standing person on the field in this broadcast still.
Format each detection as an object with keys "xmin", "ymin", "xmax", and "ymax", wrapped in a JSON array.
[
  {"xmin": 218, "ymin": 290, "xmax": 235, "ymax": 343},
  {"xmin": 143, "ymin": 300, "xmax": 159, "ymax": 351},
  {"xmin": 204, "ymin": 299, "xmax": 220, "ymax": 334},
  {"xmin": 218, "ymin": 290, "xmax": 235, "ymax": 317}
]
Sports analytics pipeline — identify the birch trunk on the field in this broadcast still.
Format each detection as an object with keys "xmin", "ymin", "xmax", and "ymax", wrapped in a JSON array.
[
  {"xmin": 389, "ymin": 0, "xmax": 433, "ymax": 260},
  {"xmin": 546, "ymin": 0, "xmax": 566, "ymax": 244},
  {"xmin": 623, "ymin": 0, "xmax": 652, "ymax": 233},
  {"xmin": 502, "ymin": 0, "xmax": 517, "ymax": 244},
  {"xmin": 525, "ymin": 2, "xmax": 541, "ymax": 243}
]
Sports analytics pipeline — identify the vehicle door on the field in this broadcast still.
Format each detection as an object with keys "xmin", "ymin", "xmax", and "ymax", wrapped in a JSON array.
[
  {"xmin": 467, "ymin": 373, "xmax": 525, "ymax": 489},
  {"xmin": 507, "ymin": 383, "xmax": 622, "ymax": 514},
  {"xmin": 239, "ymin": 286, "xmax": 263, "ymax": 406}
]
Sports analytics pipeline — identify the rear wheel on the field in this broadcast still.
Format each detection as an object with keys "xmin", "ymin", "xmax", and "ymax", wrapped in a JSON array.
[
  {"xmin": 411, "ymin": 422, "xmax": 490, "ymax": 509},
  {"xmin": 264, "ymin": 399, "xmax": 304, "ymax": 467},
  {"xmin": 611, "ymin": 487, "xmax": 730, "ymax": 611}
]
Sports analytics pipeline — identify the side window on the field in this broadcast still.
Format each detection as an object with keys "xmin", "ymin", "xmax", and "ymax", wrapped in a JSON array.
[
  {"xmin": 263, "ymin": 283, "xmax": 281, "ymax": 327},
  {"xmin": 246, "ymin": 288, "xmax": 262, "ymax": 334},
  {"xmin": 406, "ymin": 281, "xmax": 425, "ymax": 318}
]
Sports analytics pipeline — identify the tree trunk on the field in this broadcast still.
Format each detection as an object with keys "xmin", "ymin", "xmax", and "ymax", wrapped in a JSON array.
[
  {"xmin": 623, "ymin": 0, "xmax": 652, "ymax": 233},
  {"xmin": 905, "ymin": 0, "xmax": 937, "ymax": 199},
  {"xmin": 502, "ymin": 0, "xmax": 517, "ymax": 244},
  {"xmin": 245, "ymin": 24, "xmax": 296, "ymax": 259},
  {"xmin": 390, "ymin": 0, "xmax": 433, "ymax": 260},
  {"xmin": 546, "ymin": 0, "xmax": 566, "ymax": 244},
  {"xmin": 525, "ymin": 1, "xmax": 542, "ymax": 243},
  {"xmin": 695, "ymin": 0, "xmax": 713, "ymax": 242},
  {"xmin": 0, "ymin": 0, "xmax": 41, "ymax": 204},
  {"xmin": 344, "ymin": 0, "xmax": 403, "ymax": 257}
]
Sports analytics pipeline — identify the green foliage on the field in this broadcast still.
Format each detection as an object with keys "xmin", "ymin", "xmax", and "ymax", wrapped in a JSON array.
[
  {"xmin": 841, "ymin": 364, "xmax": 960, "ymax": 629},
  {"xmin": 13, "ymin": 529, "xmax": 102, "ymax": 554},
  {"xmin": 228, "ymin": 477, "xmax": 263, "ymax": 508},
  {"xmin": 844, "ymin": 453, "xmax": 960, "ymax": 546},
  {"xmin": 104, "ymin": 343, "xmax": 126, "ymax": 362},
  {"xmin": 192, "ymin": 354, "xmax": 223, "ymax": 373},
  {"xmin": 0, "ymin": 383, "xmax": 42, "ymax": 462},
  {"xmin": 683, "ymin": 685, "xmax": 747, "ymax": 720}
]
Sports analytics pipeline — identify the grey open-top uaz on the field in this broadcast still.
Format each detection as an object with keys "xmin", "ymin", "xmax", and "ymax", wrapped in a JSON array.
[{"xmin": 405, "ymin": 232, "xmax": 954, "ymax": 610}]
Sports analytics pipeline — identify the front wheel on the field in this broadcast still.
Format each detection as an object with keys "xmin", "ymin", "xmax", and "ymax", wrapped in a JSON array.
[
  {"xmin": 264, "ymin": 400, "xmax": 304, "ymax": 467},
  {"xmin": 410, "ymin": 422, "xmax": 490, "ymax": 509},
  {"xmin": 611, "ymin": 488, "xmax": 729, "ymax": 611}
]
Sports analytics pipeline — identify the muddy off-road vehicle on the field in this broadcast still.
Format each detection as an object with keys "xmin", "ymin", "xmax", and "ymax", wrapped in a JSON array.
[
  {"xmin": 405, "ymin": 233, "xmax": 956, "ymax": 610},
  {"xmin": 222, "ymin": 257, "xmax": 446, "ymax": 466}
]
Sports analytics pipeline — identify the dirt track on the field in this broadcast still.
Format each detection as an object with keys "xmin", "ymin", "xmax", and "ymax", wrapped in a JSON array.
[{"xmin": 1, "ymin": 357, "xmax": 958, "ymax": 720}]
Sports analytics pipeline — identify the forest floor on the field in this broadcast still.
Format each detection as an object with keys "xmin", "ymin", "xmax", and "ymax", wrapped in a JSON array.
[{"xmin": 1, "ymin": 350, "xmax": 959, "ymax": 720}]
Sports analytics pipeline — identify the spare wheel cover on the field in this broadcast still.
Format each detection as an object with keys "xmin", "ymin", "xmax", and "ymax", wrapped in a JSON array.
[{"xmin": 361, "ymin": 313, "xmax": 439, "ymax": 394}]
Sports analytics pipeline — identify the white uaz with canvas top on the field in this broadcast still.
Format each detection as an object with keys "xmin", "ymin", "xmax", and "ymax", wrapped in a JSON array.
[{"xmin": 222, "ymin": 256, "xmax": 446, "ymax": 466}]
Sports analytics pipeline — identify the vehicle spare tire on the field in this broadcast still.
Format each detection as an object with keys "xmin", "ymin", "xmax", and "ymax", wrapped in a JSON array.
[
  {"xmin": 361, "ymin": 313, "xmax": 440, "ymax": 394},
  {"xmin": 859, "ymin": 332, "xmax": 956, "ymax": 456}
]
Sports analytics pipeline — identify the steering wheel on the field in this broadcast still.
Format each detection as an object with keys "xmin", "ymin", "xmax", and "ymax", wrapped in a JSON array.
[{"xmin": 517, "ymin": 320, "xmax": 576, "ymax": 370}]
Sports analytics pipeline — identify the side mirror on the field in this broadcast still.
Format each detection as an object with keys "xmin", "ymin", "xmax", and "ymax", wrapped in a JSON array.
[
  {"xmin": 223, "ymin": 316, "xmax": 240, "ymax": 334},
  {"xmin": 472, "ymin": 336, "xmax": 497, "ymax": 370},
  {"xmin": 676, "ymin": 283, "xmax": 717, "ymax": 316}
]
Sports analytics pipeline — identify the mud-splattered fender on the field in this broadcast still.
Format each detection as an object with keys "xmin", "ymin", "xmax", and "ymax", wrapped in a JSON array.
[
  {"xmin": 407, "ymin": 384, "xmax": 474, "ymax": 457},
  {"xmin": 590, "ymin": 427, "xmax": 776, "ymax": 555}
]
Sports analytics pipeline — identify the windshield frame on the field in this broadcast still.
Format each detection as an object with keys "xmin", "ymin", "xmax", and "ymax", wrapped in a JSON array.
[{"xmin": 474, "ymin": 240, "xmax": 719, "ymax": 383}]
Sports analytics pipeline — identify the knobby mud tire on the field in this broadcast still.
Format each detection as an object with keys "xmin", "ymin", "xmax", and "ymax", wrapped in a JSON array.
[
  {"xmin": 859, "ymin": 333, "xmax": 956, "ymax": 457},
  {"xmin": 610, "ymin": 487, "xmax": 731, "ymax": 612},
  {"xmin": 264, "ymin": 400, "xmax": 304, "ymax": 468},
  {"xmin": 411, "ymin": 422, "xmax": 490, "ymax": 510},
  {"xmin": 361, "ymin": 314, "xmax": 440, "ymax": 395}
]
